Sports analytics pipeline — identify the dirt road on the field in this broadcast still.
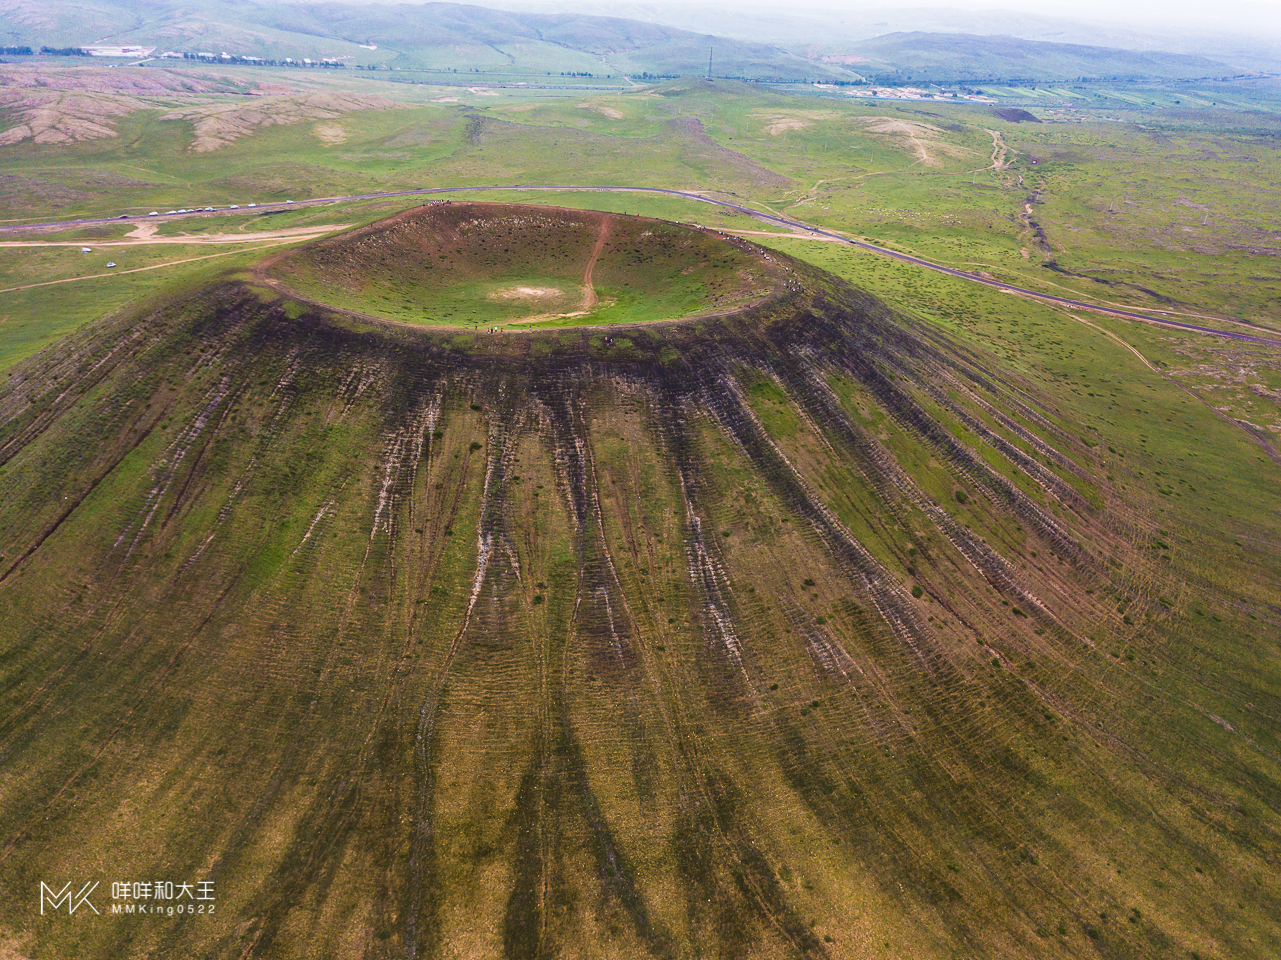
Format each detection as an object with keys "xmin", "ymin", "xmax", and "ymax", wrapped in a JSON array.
[{"xmin": 0, "ymin": 224, "xmax": 348, "ymax": 249}]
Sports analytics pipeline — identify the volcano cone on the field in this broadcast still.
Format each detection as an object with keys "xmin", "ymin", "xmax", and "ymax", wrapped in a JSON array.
[{"xmin": 0, "ymin": 207, "xmax": 1270, "ymax": 960}]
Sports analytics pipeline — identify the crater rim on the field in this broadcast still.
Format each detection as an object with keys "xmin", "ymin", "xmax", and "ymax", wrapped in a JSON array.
[{"xmin": 257, "ymin": 201, "xmax": 795, "ymax": 335}]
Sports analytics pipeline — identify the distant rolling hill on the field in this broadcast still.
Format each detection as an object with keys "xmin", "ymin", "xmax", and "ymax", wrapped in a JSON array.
[
  {"xmin": 0, "ymin": 0, "xmax": 862, "ymax": 80},
  {"xmin": 831, "ymin": 31, "xmax": 1247, "ymax": 83},
  {"xmin": 0, "ymin": 0, "xmax": 1252, "ymax": 83}
]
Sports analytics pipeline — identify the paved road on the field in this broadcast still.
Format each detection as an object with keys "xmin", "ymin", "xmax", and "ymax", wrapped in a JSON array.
[{"xmin": 6, "ymin": 184, "xmax": 1280, "ymax": 347}]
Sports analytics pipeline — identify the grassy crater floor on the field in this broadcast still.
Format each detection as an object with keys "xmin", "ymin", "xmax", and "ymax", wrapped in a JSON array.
[{"xmin": 265, "ymin": 202, "xmax": 784, "ymax": 329}]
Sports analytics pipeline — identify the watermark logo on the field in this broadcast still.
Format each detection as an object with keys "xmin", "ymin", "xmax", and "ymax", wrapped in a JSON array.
[
  {"xmin": 108, "ymin": 880, "xmax": 215, "ymax": 915},
  {"xmin": 39, "ymin": 879, "xmax": 214, "ymax": 918},
  {"xmin": 39, "ymin": 881, "xmax": 100, "ymax": 916}
]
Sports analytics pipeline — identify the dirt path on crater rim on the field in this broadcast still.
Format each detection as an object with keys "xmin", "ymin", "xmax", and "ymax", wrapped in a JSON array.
[{"xmin": 579, "ymin": 215, "xmax": 611, "ymax": 312}]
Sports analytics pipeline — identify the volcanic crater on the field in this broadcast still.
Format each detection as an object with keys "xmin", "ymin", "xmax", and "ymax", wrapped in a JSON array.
[{"xmin": 264, "ymin": 202, "xmax": 786, "ymax": 330}]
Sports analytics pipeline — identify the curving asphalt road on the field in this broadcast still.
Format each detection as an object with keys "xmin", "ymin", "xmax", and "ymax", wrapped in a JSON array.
[{"xmin": 6, "ymin": 183, "xmax": 1281, "ymax": 347}]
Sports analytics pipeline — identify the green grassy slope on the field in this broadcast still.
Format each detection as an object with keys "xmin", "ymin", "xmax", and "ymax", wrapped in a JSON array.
[{"xmin": 0, "ymin": 230, "xmax": 1277, "ymax": 958}]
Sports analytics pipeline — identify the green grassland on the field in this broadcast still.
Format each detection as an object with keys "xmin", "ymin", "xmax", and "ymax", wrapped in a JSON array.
[
  {"xmin": 5, "ymin": 70, "xmax": 1277, "ymax": 332},
  {"xmin": 0, "ymin": 243, "xmax": 303, "ymax": 368},
  {"xmin": 0, "ymin": 59, "xmax": 1279, "ymax": 960},
  {"xmin": 952, "ymin": 78, "xmax": 1281, "ymax": 115}
]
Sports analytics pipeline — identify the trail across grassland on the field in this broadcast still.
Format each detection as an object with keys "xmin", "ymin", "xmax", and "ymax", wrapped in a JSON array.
[
  {"xmin": 579, "ymin": 215, "xmax": 611, "ymax": 312},
  {"xmin": 0, "ymin": 240, "xmax": 308, "ymax": 294}
]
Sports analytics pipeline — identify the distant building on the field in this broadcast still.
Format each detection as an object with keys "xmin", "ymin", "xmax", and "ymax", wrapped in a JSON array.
[{"xmin": 82, "ymin": 45, "xmax": 155, "ymax": 57}]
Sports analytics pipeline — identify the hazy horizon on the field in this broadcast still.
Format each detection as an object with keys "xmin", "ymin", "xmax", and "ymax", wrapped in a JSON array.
[{"xmin": 433, "ymin": 0, "xmax": 1281, "ymax": 50}]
